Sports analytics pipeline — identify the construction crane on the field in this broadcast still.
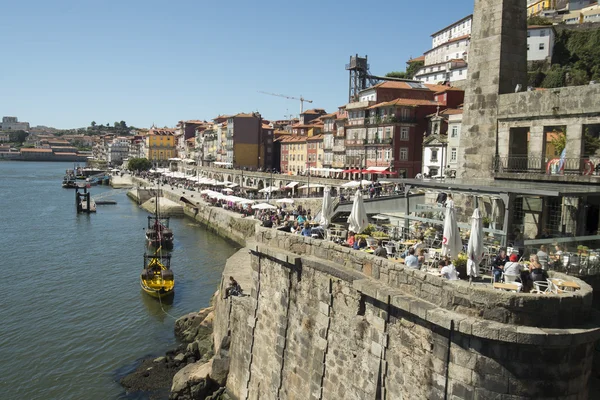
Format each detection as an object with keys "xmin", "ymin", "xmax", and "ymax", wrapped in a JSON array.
[{"xmin": 258, "ymin": 91, "xmax": 313, "ymax": 114}]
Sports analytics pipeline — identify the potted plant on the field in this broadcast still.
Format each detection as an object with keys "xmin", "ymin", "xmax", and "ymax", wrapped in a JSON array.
[
  {"xmin": 482, "ymin": 216, "xmax": 491, "ymax": 228},
  {"xmin": 452, "ymin": 254, "xmax": 468, "ymax": 279}
]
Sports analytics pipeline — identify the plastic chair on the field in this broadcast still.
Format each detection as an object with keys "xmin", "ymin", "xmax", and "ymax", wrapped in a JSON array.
[
  {"xmin": 502, "ymin": 273, "xmax": 519, "ymax": 283},
  {"xmin": 547, "ymin": 279, "xmax": 566, "ymax": 294},
  {"xmin": 531, "ymin": 281, "xmax": 550, "ymax": 294}
]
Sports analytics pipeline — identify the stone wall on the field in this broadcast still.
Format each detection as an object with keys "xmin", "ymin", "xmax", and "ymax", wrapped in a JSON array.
[{"xmin": 215, "ymin": 228, "xmax": 600, "ymax": 399}]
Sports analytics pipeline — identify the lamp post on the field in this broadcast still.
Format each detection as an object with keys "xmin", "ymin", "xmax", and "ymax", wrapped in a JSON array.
[{"xmin": 307, "ymin": 162, "xmax": 310, "ymax": 198}]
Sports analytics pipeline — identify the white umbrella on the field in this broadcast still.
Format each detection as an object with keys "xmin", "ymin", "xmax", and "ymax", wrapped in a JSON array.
[
  {"xmin": 222, "ymin": 188, "xmax": 234, "ymax": 193},
  {"xmin": 251, "ymin": 203, "xmax": 277, "ymax": 210},
  {"xmin": 466, "ymin": 208, "xmax": 483, "ymax": 278},
  {"xmin": 442, "ymin": 205, "xmax": 462, "ymax": 260},
  {"xmin": 259, "ymin": 186, "xmax": 279, "ymax": 193},
  {"xmin": 319, "ymin": 186, "xmax": 334, "ymax": 229},
  {"xmin": 347, "ymin": 190, "xmax": 368, "ymax": 234},
  {"xmin": 298, "ymin": 183, "xmax": 325, "ymax": 189},
  {"xmin": 276, "ymin": 198, "xmax": 294, "ymax": 204},
  {"xmin": 341, "ymin": 180, "xmax": 371, "ymax": 188}
]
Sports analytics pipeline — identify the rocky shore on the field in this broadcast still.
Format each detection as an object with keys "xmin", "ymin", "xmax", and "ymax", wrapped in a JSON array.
[{"xmin": 121, "ymin": 304, "xmax": 234, "ymax": 400}]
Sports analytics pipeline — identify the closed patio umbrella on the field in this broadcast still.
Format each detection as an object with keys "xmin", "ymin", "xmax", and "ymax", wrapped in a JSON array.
[
  {"xmin": 442, "ymin": 205, "xmax": 462, "ymax": 260},
  {"xmin": 347, "ymin": 190, "xmax": 368, "ymax": 234},
  {"xmin": 320, "ymin": 186, "xmax": 334, "ymax": 229},
  {"xmin": 466, "ymin": 208, "xmax": 483, "ymax": 279}
]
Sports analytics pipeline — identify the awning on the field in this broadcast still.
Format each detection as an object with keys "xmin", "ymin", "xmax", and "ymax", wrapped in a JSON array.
[
  {"xmin": 168, "ymin": 157, "xmax": 182, "ymax": 161},
  {"xmin": 365, "ymin": 166, "xmax": 388, "ymax": 172},
  {"xmin": 285, "ymin": 181, "xmax": 299, "ymax": 188},
  {"xmin": 343, "ymin": 169, "xmax": 360, "ymax": 173},
  {"xmin": 298, "ymin": 183, "xmax": 326, "ymax": 189}
]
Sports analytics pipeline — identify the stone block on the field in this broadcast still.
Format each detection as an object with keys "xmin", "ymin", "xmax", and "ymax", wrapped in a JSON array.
[
  {"xmin": 448, "ymin": 363, "xmax": 473, "ymax": 385},
  {"xmin": 472, "ymin": 371, "xmax": 508, "ymax": 394},
  {"xmin": 318, "ymin": 301, "xmax": 330, "ymax": 316},
  {"xmin": 371, "ymin": 341, "xmax": 383, "ymax": 357},
  {"xmin": 409, "ymin": 299, "xmax": 437, "ymax": 321},
  {"xmin": 366, "ymin": 313, "xmax": 386, "ymax": 332}
]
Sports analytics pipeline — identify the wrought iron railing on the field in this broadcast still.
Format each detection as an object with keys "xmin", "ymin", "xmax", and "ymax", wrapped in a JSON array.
[{"xmin": 494, "ymin": 156, "xmax": 600, "ymax": 176}]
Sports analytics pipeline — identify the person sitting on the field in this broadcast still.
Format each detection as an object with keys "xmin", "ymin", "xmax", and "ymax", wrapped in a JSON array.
[
  {"xmin": 374, "ymin": 240, "xmax": 388, "ymax": 259},
  {"xmin": 405, "ymin": 248, "xmax": 419, "ymax": 269},
  {"xmin": 223, "ymin": 276, "xmax": 242, "ymax": 299},
  {"xmin": 301, "ymin": 222, "xmax": 312, "ymax": 237},
  {"xmin": 346, "ymin": 232, "xmax": 356, "ymax": 247},
  {"xmin": 528, "ymin": 254, "xmax": 549, "ymax": 285},
  {"xmin": 417, "ymin": 248, "xmax": 427, "ymax": 268},
  {"xmin": 503, "ymin": 254, "xmax": 524, "ymax": 281},
  {"xmin": 354, "ymin": 237, "xmax": 368, "ymax": 250},
  {"xmin": 492, "ymin": 249, "xmax": 510, "ymax": 282},
  {"xmin": 297, "ymin": 214, "xmax": 306, "ymax": 224},
  {"xmin": 261, "ymin": 217, "xmax": 273, "ymax": 228},
  {"xmin": 400, "ymin": 235, "xmax": 426, "ymax": 258},
  {"xmin": 291, "ymin": 221, "xmax": 301, "ymax": 234},
  {"xmin": 536, "ymin": 245, "xmax": 549, "ymax": 270},
  {"xmin": 439, "ymin": 260, "xmax": 459, "ymax": 280}
]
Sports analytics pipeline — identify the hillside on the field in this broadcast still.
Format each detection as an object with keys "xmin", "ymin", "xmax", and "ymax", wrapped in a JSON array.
[{"xmin": 528, "ymin": 23, "xmax": 600, "ymax": 88}]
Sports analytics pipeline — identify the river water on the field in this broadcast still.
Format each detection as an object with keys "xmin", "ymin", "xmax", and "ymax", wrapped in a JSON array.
[{"xmin": 0, "ymin": 162, "xmax": 239, "ymax": 400}]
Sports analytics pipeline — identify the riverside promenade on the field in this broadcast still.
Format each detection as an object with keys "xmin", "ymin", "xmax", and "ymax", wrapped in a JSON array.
[{"xmin": 115, "ymin": 173, "xmax": 600, "ymax": 399}]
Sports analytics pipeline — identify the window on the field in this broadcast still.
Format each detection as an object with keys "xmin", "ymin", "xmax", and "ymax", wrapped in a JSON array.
[
  {"xmin": 451, "ymin": 148, "xmax": 457, "ymax": 161},
  {"xmin": 540, "ymin": 30, "xmax": 545, "ymax": 37},
  {"xmin": 539, "ymin": 43, "xmax": 545, "ymax": 50},
  {"xmin": 459, "ymin": 69, "xmax": 463, "ymax": 76},
  {"xmin": 400, "ymin": 127, "xmax": 409, "ymax": 140},
  {"xmin": 400, "ymin": 148, "xmax": 408, "ymax": 160},
  {"xmin": 451, "ymin": 126, "xmax": 458, "ymax": 137},
  {"xmin": 527, "ymin": 44, "xmax": 530, "ymax": 51},
  {"xmin": 431, "ymin": 150, "xmax": 438, "ymax": 161}
]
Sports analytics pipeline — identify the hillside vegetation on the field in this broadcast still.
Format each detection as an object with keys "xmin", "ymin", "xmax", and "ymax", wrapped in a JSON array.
[{"xmin": 529, "ymin": 24, "xmax": 600, "ymax": 88}]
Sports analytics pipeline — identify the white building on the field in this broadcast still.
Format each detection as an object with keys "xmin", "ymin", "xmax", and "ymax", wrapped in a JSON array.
[
  {"xmin": 582, "ymin": 7, "xmax": 600, "ymax": 22},
  {"xmin": 422, "ymin": 135, "xmax": 448, "ymax": 178},
  {"xmin": 107, "ymin": 137, "xmax": 130, "ymax": 166},
  {"xmin": 447, "ymin": 111, "xmax": 462, "ymax": 175},
  {"xmin": 1, "ymin": 116, "xmax": 30, "ymax": 131},
  {"xmin": 0, "ymin": 133, "xmax": 10, "ymax": 142},
  {"xmin": 414, "ymin": 16, "xmax": 558, "ymax": 84},
  {"xmin": 527, "ymin": 26, "xmax": 555, "ymax": 61}
]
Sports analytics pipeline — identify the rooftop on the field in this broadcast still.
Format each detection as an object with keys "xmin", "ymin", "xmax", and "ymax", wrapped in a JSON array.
[
  {"xmin": 368, "ymin": 98, "xmax": 441, "ymax": 109},
  {"xmin": 430, "ymin": 14, "xmax": 472, "ymax": 37}
]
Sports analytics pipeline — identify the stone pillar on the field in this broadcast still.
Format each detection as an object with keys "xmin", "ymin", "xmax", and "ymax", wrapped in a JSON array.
[
  {"xmin": 529, "ymin": 125, "xmax": 544, "ymax": 170},
  {"xmin": 458, "ymin": 0, "xmax": 528, "ymax": 179},
  {"xmin": 565, "ymin": 124, "xmax": 583, "ymax": 172}
]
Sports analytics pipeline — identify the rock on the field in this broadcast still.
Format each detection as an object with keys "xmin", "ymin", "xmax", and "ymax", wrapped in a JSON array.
[
  {"xmin": 154, "ymin": 356, "xmax": 166, "ymax": 363},
  {"xmin": 174, "ymin": 353, "xmax": 186, "ymax": 363},
  {"xmin": 171, "ymin": 359, "xmax": 213, "ymax": 394},
  {"xmin": 210, "ymin": 356, "xmax": 230, "ymax": 386},
  {"xmin": 174, "ymin": 308, "xmax": 214, "ymax": 343},
  {"xmin": 186, "ymin": 341, "xmax": 199, "ymax": 358}
]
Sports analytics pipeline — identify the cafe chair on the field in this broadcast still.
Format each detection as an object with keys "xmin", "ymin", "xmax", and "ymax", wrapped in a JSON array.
[
  {"xmin": 502, "ymin": 273, "xmax": 519, "ymax": 283},
  {"xmin": 547, "ymin": 279, "xmax": 566, "ymax": 295},
  {"xmin": 531, "ymin": 281, "xmax": 550, "ymax": 294}
]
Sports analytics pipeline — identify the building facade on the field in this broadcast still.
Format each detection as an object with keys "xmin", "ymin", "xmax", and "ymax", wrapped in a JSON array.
[
  {"xmin": 527, "ymin": 26, "xmax": 555, "ymax": 61},
  {"xmin": 1, "ymin": 116, "xmax": 30, "ymax": 131},
  {"xmin": 145, "ymin": 128, "xmax": 176, "ymax": 165}
]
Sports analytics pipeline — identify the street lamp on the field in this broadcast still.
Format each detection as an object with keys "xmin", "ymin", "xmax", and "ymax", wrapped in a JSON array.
[{"xmin": 307, "ymin": 162, "xmax": 310, "ymax": 198}]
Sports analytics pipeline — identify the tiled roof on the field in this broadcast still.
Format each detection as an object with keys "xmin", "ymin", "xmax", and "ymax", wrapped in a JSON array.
[
  {"xmin": 434, "ymin": 87, "xmax": 464, "ymax": 95},
  {"xmin": 441, "ymin": 108, "xmax": 463, "ymax": 115},
  {"xmin": 424, "ymin": 34, "xmax": 471, "ymax": 55},
  {"xmin": 368, "ymin": 98, "xmax": 441, "ymax": 109},
  {"xmin": 21, "ymin": 148, "xmax": 53, "ymax": 153},
  {"xmin": 407, "ymin": 55, "xmax": 425, "ymax": 63},
  {"xmin": 302, "ymin": 109, "xmax": 327, "ymax": 115},
  {"xmin": 307, "ymin": 134, "xmax": 323, "ymax": 141},
  {"xmin": 425, "ymin": 83, "xmax": 454, "ymax": 93},
  {"xmin": 262, "ymin": 124, "xmax": 274, "ymax": 130}
]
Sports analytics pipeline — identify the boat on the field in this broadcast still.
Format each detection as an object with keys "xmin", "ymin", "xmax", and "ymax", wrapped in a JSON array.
[
  {"xmin": 80, "ymin": 197, "xmax": 97, "ymax": 212},
  {"xmin": 145, "ymin": 185, "xmax": 174, "ymax": 250},
  {"xmin": 62, "ymin": 173, "xmax": 78, "ymax": 188},
  {"xmin": 140, "ymin": 252, "xmax": 174, "ymax": 298}
]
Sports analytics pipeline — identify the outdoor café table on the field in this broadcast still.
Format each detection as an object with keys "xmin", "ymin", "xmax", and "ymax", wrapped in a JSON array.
[
  {"xmin": 549, "ymin": 278, "xmax": 580, "ymax": 291},
  {"xmin": 493, "ymin": 282, "xmax": 520, "ymax": 292}
]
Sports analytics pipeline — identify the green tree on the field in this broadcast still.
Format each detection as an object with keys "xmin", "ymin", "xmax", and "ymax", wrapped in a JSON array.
[
  {"xmin": 119, "ymin": 120, "xmax": 127, "ymax": 129},
  {"xmin": 541, "ymin": 65, "xmax": 566, "ymax": 88},
  {"xmin": 550, "ymin": 131, "xmax": 566, "ymax": 155},
  {"xmin": 406, "ymin": 60, "xmax": 424, "ymax": 79},
  {"xmin": 9, "ymin": 130, "xmax": 29, "ymax": 144},
  {"xmin": 91, "ymin": 121, "xmax": 96, "ymax": 127},
  {"xmin": 128, "ymin": 157, "xmax": 152, "ymax": 171},
  {"xmin": 528, "ymin": 16, "xmax": 553, "ymax": 26},
  {"xmin": 385, "ymin": 71, "xmax": 407, "ymax": 79}
]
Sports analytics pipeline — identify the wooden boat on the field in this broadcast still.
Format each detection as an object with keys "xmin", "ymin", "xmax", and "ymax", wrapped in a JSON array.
[
  {"xmin": 145, "ymin": 184, "xmax": 174, "ymax": 249},
  {"xmin": 146, "ymin": 215, "xmax": 174, "ymax": 249},
  {"xmin": 62, "ymin": 170, "xmax": 78, "ymax": 188},
  {"xmin": 140, "ymin": 253, "xmax": 174, "ymax": 298}
]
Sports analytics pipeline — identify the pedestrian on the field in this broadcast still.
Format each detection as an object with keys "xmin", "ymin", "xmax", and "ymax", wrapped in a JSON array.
[{"xmin": 223, "ymin": 276, "xmax": 242, "ymax": 299}]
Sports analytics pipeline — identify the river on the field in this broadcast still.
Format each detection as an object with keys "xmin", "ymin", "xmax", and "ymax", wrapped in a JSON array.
[{"xmin": 0, "ymin": 162, "xmax": 239, "ymax": 400}]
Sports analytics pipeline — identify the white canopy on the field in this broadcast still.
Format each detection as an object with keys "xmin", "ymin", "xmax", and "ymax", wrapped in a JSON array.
[
  {"xmin": 347, "ymin": 190, "xmax": 368, "ymax": 234},
  {"xmin": 222, "ymin": 188, "xmax": 234, "ymax": 193},
  {"xmin": 442, "ymin": 205, "xmax": 463, "ymax": 259},
  {"xmin": 466, "ymin": 208, "xmax": 484, "ymax": 278},
  {"xmin": 258, "ymin": 186, "xmax": 280, "ymax": 193},
  {"xmin": 251, "ymin": 203, "xmax": 277, "ymax": 210},
  {"xmin": 276, "ymin": 198, "xmax": 295, "ymax": 204},
  {"xmin": 285, "ymin": 181, "xmax": 299, "ymax": 188},
  {"xmin": 298, "ymin": 183, "xmax": 325, "ymax": 189},
  {"xmin": 341, "ymin": 180, "xmax": 371, "ymax": 188},
  {"xmin": 364, "ymin": 166, "xmax": 388, "ymax": 172}
]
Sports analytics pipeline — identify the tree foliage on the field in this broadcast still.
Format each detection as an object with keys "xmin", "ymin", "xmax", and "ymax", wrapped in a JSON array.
[
  {"xmin": 406, "ymin": 60, "xmax": 424, "ymax": 79},
  {"xmin": 550, "ymin": 130, "xmax": 600, "ymax": 157},
  {"xmin": 128, "ymin": 157, "xmax": 152, "ymax": 171},
  {"xmin": 527, "ymin": 16, "xmax": 553, "ymax": 26},
  {"xmin": 385, "ymin": 71, "xmax": 407, "ymax": 79},
  {"xmin": 8, "ymin": 130, "xmax": 29, "ymax": 144}
]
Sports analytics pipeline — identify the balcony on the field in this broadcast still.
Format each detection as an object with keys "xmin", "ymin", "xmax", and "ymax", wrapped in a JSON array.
[
  {"xmin": 494, "ymin": 155, "xmax": 600, "ymax": 182},
  {"xmin": 365, "ymin": 138, "xmax": 393, "ymax": 145},
  {"xmin": 333, "ymin": 145, "xmax": 345, "ymax": 152},
  {"xmin": 323, "ymin": 142, "xmax": 333, "ymax": 150}
]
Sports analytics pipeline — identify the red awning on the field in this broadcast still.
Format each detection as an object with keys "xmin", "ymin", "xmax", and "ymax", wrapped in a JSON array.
[
  {"xmin": 342, "ymin": 169, "xmax": 360, "ymax": 173},
  {"xmin": 361, "ymin": 169, "xmax": 397, "ymax": 175}
]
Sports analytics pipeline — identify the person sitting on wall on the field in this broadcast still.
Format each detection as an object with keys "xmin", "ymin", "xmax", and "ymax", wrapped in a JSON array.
[
  {"xmin": 353, "ymin": 237, "xmax": 368, "ymax": 250},
  {"xmin": 301, "ymin": 222, "xmax": 312, "ymax": 237},
  {"xmin": 439, "ymin": 260, "xmax": 459, "ymax": 280},
  {"xmin": 223, "ymin": 276, "xmax": 242, "ymax": 299}
]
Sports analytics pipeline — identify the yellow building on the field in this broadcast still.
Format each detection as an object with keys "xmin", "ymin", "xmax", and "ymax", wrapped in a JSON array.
[
  {"xmin": 287, "ymin": 136, "xmax": 307, "ymax": 175},
  {"xmin": 145, "ymin": 128, "xmax": 176, "ymax": 164},
  {"xmin": 527, "ymin": 0, "xmax": 556, "ymax": 17}
]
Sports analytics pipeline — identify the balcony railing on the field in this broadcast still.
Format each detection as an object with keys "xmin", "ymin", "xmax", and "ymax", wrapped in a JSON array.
[
  {"xmin": 494, "ymin": 156, "xmax": 600, "ymax": 176},
  {"xmin": 367, "ymin": 115, "xmax": 417, "ymax": 125},
  {"xmin": 333, "ymin": 145, "xmax": 345, "ymax": 152},
  {"xmin": 323, "ymin": 142, "xmax": 333, "ymax": 150},
  {"xmin": 365, "ymin": 138, "xmax": 393, "ymax": 145}
]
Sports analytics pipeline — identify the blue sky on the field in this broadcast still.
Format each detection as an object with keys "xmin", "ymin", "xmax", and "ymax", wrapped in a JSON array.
[{"xmin": 0, "ymin": 0, "xmax": 474, "ymax": 129}]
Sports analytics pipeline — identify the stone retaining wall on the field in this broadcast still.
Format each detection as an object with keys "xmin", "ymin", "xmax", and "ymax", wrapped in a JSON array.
[
  {"xmin": 218, "ymin": 239, "xmax": 600, "ymax": 400},
  {"xmin": 254, "ymin": 227, "xmax": 594, "ymax": 329}
]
